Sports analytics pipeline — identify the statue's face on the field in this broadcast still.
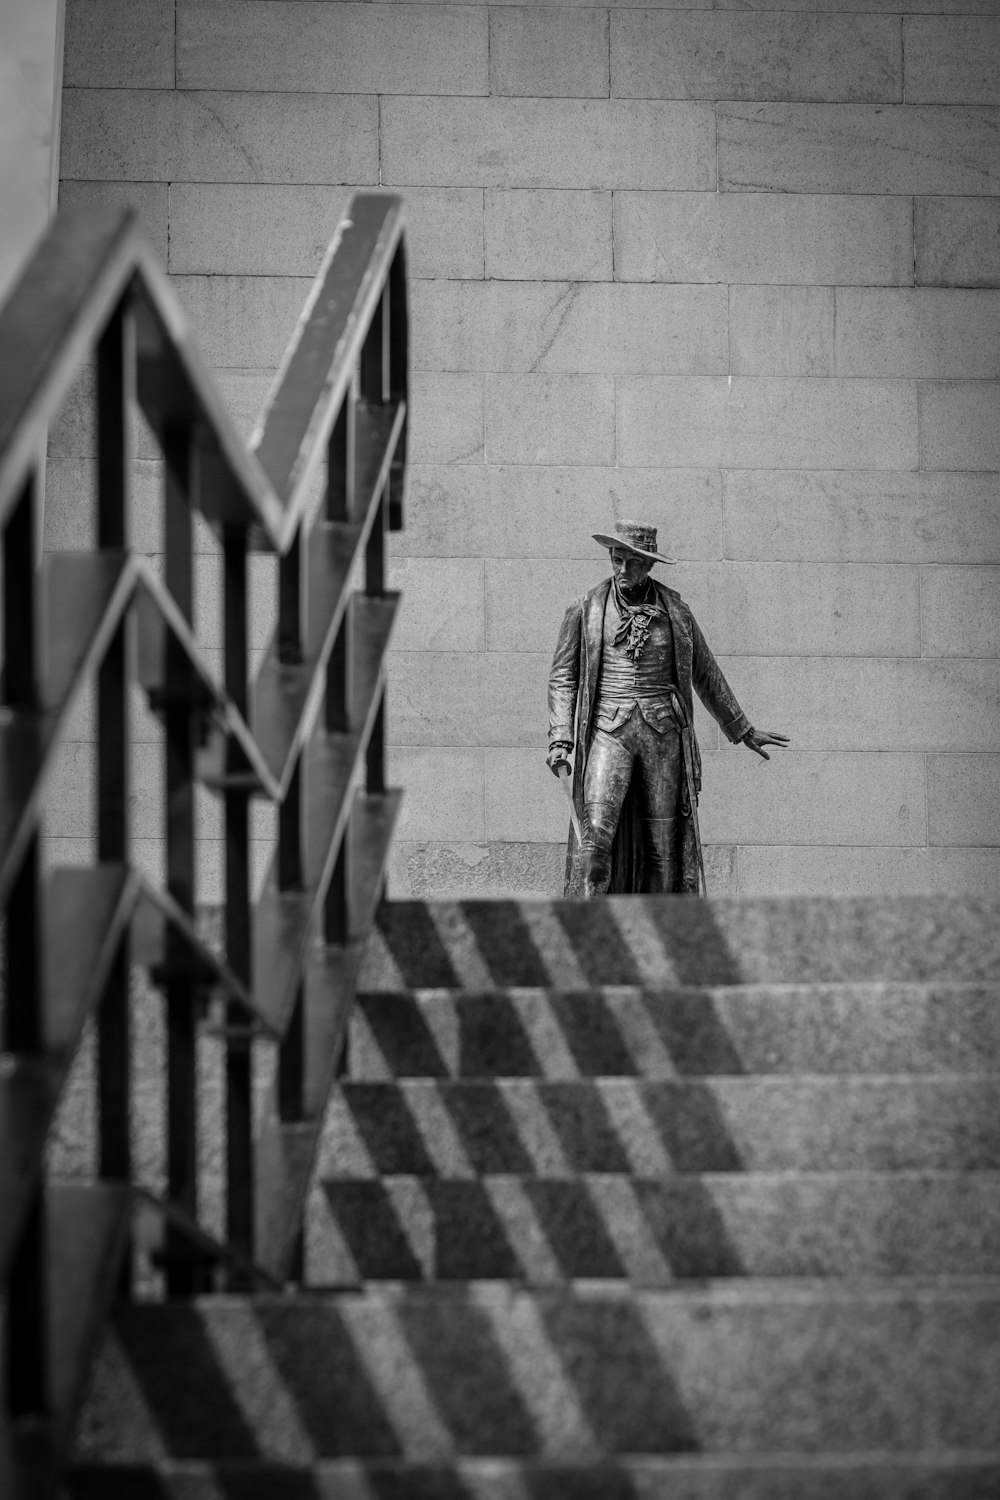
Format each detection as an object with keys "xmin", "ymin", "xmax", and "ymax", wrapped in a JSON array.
[{"xmin": 609, "ymin": 546, "xmax": 654, "ymax": 596}]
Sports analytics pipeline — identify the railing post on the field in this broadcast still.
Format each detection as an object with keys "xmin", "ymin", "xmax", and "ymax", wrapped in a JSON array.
[
  {"xmin": 95, "ymin": 296, "xmax": 135, "ymax": 1299},
  {"xmin": 387, "ymin": 243, "xmax": 408, "ymax": 531},
  {"xmin": 5, "ymin": 833, "xmax": 48, "ymax": 1421},
  {"xmin": 360, "ymin": 285, "xmax": 389, "ymax": 406},
  {"xmin": 2, "ymin": 469, "xmax": 43, "ymax": 708},
  {"xmin": 223, "ymin": 526, "xmax": 255, "ymax": 1275},
  {"xmin": 163, "ymin": 422, "xmax": 203, "ymax": 1292}
]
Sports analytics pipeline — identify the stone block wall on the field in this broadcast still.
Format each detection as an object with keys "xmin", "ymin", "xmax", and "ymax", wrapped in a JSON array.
[{"xmin": 50, "ymin": 0, "xmax": 1000, "ymax": 899}]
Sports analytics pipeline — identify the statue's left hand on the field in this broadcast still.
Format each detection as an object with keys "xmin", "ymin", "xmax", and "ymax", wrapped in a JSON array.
[{"xmin": 742, "ymin": 727, "xmax": 790, "ymax": 761}]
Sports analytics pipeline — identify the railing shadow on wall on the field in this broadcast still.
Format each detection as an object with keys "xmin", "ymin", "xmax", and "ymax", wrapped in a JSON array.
[{"xmin": 0, "ymin": 192, "xmax": 408, "ymax": 1497}]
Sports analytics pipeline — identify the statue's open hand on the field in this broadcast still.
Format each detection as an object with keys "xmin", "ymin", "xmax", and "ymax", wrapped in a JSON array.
[{"xmin": 743, "ymin": 728, "xmax": 790, "ymax": 761}]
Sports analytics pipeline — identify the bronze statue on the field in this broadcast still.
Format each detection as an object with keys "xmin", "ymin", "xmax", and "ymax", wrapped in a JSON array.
[{"xmin": 548, "ymin": 520, "xmax": 789, "ymax": 897}]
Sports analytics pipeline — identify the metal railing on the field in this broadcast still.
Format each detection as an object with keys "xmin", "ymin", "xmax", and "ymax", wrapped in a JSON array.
[{"xmin": 0, "ymin": 192, "xmax": 407, "ymax": 1497}]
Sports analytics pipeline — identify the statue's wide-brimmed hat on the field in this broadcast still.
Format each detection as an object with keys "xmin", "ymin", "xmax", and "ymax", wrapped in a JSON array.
[{"xmin": 592, "ymin": 519, "xmax": 676, "ymax": 566}]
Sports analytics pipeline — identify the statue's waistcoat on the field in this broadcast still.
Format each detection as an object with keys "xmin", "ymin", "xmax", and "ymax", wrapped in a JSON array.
[{"xmin": 593, "ymin": 592, "xmax": 678, "ymax": 735}]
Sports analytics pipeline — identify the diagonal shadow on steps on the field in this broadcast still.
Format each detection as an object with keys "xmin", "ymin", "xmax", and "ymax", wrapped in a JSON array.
[
  {"xmin": 643, "ymin": 990, "xmax": 747, "ymax": 1076},
  {"xmin": 111, "ymin": 1305, "xmax": 263, "ymax": 1460},
  {"xmin": 537, "ymin": 1295, "xmax": 701, "ymax": 1455},
  {"xmin": 395, "ymin": 1296, "xmax": 539, "ymax": 1455},
  {"xmin": 370, "ymin": 895, "xmax": 747, "ymax": 992}
]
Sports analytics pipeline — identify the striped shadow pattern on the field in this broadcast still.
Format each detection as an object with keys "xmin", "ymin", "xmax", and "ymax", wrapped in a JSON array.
[
  {"xmin": 348, "ymin": 984, "xmax": 1000, "ymax": 1080},
  {"xmin": 308, "ymin": 1172, "xmax": 1000, "ymax": 1286},
  {"xmin": 63, "ymin": 1454, "xmax": 1000, "ymax": 1499},
  {"xmin": 317, "ymin": 1077, "xmax": 1000, "ymax": 1178},
  {"xmin": 357, "ymin": 898, "xmax": 1000, "ymax": 994},
  {"xmin": 70, "ymin": 1285, "xmax": 1000, "ymax": 1465}
]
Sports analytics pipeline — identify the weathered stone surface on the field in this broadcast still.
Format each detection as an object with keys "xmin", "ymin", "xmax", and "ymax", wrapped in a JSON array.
[
  {"xmin": 921, "ymin": 565, "xmax": 1000, "ymax": 657},
  {"xmin": 351, "ymin": 983, "xmax": 1000, "ymax": 1080},
  {"xmin": 412, "ymin": 280, "xmax": 727, "ymax": 373},
  {"xmin": 835, "ymin": 289, "xmax": 1000, "ymax": 377},
  {"xmin": 920, "ymin": 382, "xmax": 1000, "ymax": 470},
  {"xmin": 391, "ymin": 466, "xmax": 490, "ymax": 558},
  {"xmin": 927, "ymin": 848, "xmax": 1000, "ymax": 896},
  {"xmin": 63, "ymin": 0, "xmax": 175, "ymax": 89},
  {"xmin": 729, "ymin": 286, "xmax": 835, "ymax": 376},
  {"xmin": 169, "ymin": 183, "xmax": 351, "ymax": 276},
  {"xmin": 916, "ymin": 198, "xmax": 1000, "ymax": 288},
  {"xmin": 480, "ymin": 466, "xmax": 723, "ymax": 561},
  {"xmin": 617, "ymin": 377, "xmax": 918, "ymax": 470},
  {"xmin": 84, "ymin": 1284, "xmax": 1000, "ymax": 1460},
  {"xmin": 388, "ymin": 746, "xmax": 485, "ymax": 842},
  {"xmin": 318, "ymin": 1172, "xmax": 1000, "ymax": 1281},
  {"xmin": 485, "ymin": 560, "xmax": 919, "ymax": 657},
  {"xmin": 718, "ymin": 103, "xmax": 1000, "ymax": 195},
  {"xmin": 485, "ymin": 375, "xmax": 615, "ymax": 465},
  {"xmin": 612, "ymin": 12, "xmax": 900, "ymax": 102},
  {"xmin": 60, "ymin": 88, "xmax": 378, "ymax": 183},
  {"xmin": 382, "ymin": 97, "xmax": 716, "ymax": 189},
  {"xmin": 485, "ymin": 748, "xmax": 572, "ymax": 841},
  {"xmin": 388, "ymin": 839, "xmax": 566, "ymax": 901},
  {"xmin": 928, "ymin": 755, "xmax": 1000, "ymax": 847},
  {"xmin": 489, "ymin": 8, "xmax": 609, "ymax": 98},
  {"xmin": 714, "ymin": 656, "xmax": 1000, "ymax": 752},
  {"xmin": 386, "ymin": 651, "xmax": 483, "ymax": 745},
  {"xmin": 481, "ymin": 652, "xmax": 550, "ymax": 748},
  {"xmin": 722, "ymin": 470, "xmax": 1000, "ymax": 564},
  {"xmin": 614, "ymin": 191, "xmax": 913, "ymax": 285},
  {"xmin": 212, "ymin": 369, "xmax": 274, "ymax": 440},
  {"xmin": 168, "ymin": 274, "xmax": 312, "ymax": 368},
  {"xmin": 699, "ymin": 751, "xmax": 926, "ymax": 846},
  {"xmin": 58, "ymin": 179, "xmax": 169, "ymax": 261},
  {"xmin": 904, "ymin": 17, "xmax": 1000, "ymax": 106},
  {"xmin": 177, "ymin": 1, "xmax": 488, "ymax": 95},
  {"xmin": 44, "ymin": 458, "xmax": 177, "ymax": 555},
  {"xmin": 409, "ymin": 373, "xmax": 484, "ymax": 465},
  {"xmin": 388, "ymin": 557, "xmax": 486, "ymax": 652},
  {"xmin": 737, "ymin": 846, "xmax": 937, "ymax": 897},
  {"xmin": 486, "ymin": 190, "xmax": 612, "ymax": 281}
]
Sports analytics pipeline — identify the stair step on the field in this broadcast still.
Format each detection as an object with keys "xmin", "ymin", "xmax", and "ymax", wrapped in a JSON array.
[
  {"xmin": 319, "ymin": 1077, "xmax": 1000, "ymax": 1177},
  {"xmin": 359, "ymin": 897, "xmax": 1000, "ymax": 993},
  {"xmin": 350, "ymin": 983, "xmax": 1000, "ymax": 1079},
  {"xmin": 72, "ymin": 1284, "xmax": 1000, "ymax": 1462},
  {"xmin": 63, "ymin": 1453, "xmax": 1000, "ymax": 1499},
  {"xmin": 306, "ymin": 1171, "xmax": 1000, "ymax": 1285}
]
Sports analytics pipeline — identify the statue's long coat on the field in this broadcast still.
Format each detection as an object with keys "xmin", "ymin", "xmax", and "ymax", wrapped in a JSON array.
[{"xmin": 548, "ymin": 578, "xmax": 751, "ymax": 896}]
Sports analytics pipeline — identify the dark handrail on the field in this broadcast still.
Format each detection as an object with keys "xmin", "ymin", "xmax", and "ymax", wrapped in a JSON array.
[{"xmin": 0, "ymin": 192, "xmax": 408, "ymax": 1500}]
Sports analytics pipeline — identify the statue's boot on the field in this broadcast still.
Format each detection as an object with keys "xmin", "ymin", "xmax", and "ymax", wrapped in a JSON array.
[{"xmin": 581, "ymin": 803, "xmax": 616, "ymax": 898}]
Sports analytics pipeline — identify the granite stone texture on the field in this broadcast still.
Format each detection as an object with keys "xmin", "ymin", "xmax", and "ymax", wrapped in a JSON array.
[
  {"xmin": 63, "ymin": 0, "xmax": 175, "ymax": 90},
  {"xmin": 613, "ymin": 192, "xmax": 914, "ymax": 285},
  {"xmin": 349, "ymin": 983, "xmax": 1000, "ymax": 1079},
  {"xmin": 315, "ymin": 1172, "xmax": 1000, "ymax": 1282},
  {"xmin": 718, "ymin": 103, "xmax": 1000, "ymax": 195},
  {"xmin": 611, "ymin": 12, "xmax": 901, "ymax": 103},
  {"xmin": 55, "ymin": 0, "xmax": 1000, "ymax": 902},
  {"xmin": 358, "ymin": 897, "xmax": 1000, "ymax": 990},
  {"xmin": 916, "ymin": 197, "xmax": 1000, "ymax": 288},
  {"xmin": 322, "ymin": 1076, "xmax": 1000, "ymax": 1175},
  {"xmin": 61, "ymin": 1458, "xmax": 1000, "ymax": 1499},
  {"xmin": 485, "ymin": 190, "xmax": 612, "ymax": 281},
  {"xmin": 73, "ymin": 1285, "xmax": 1000, "ymax": 1461},
  {"xmin": 411, "ymin": 280, "xmax": 729, "ymax": 374},
  {"xmin": 177, "ymin": 1, "xmax": 489, "ymax": 96},
  {"xmin": 489, "ymin": 8, "xmax": 609, "ymax": 99}
]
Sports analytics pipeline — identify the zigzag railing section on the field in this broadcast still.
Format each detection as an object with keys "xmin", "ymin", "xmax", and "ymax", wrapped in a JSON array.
[{"xmin": 0, "ymin": 193, "xmax": 408, "ymax": 1496}]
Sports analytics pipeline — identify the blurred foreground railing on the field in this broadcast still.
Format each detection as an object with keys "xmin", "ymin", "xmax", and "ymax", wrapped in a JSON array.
[{"xmin": 0, "ymin": 193, "xmax": 408, "ymax": 1497}]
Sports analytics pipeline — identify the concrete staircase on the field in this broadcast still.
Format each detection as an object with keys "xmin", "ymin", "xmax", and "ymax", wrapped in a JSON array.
[{"xmin": 68, "ymin": 896, "xmax": 1000, "ymax": 1496}]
